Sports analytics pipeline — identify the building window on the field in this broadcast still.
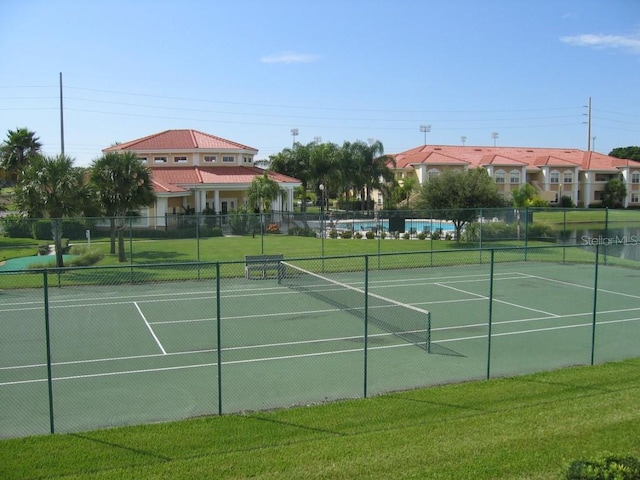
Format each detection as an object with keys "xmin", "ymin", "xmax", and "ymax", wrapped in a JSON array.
[
  {"xmin": 137, "ymin": 157, "xmax": 147, "ymax": 164},
  {"xmin": 563, "ymin": 171, "xmax": 573, "ymax": 184},
  {"xmin": 595, "ymin": 173, "xmax": 609, "ymax": 182},
  {"xmin": 595, "ymin": 191, "xmax": 605, "ymax": 201},
  {"xmin": 173, "ymin": 156, "xmax": 187, "ymax": 163},
  {"xmin": 509, "ymin": 170, "xmax": 520, "ymax": 184},
  {"xmin": 243, "ymin": 156, "xmax": 252, "ymax": 164},
  {"xmin": 427, "ymin": 169, "xmax": 440, "ymax": 181},
  {"xmin": 632, "ymin": 193, "xmax": 639, "ymax": 203},
  {"xmin": 494, "ymin": 170, "xmax": 505, "ymax": 184},
  {"xmin": 204, "ymin": 155, "xmax": 217, "ymax": 163},
  {"xmin": 154, "ymin": 156, "xmax": 167, "ymax": 164},
  {"xmin": 550, "ymin": 171, "xmax": 560, "ymax": 184},
  {"xmin": 632, "ymin": 172, "xmax": 640, "ymax": 184},
  {"xmin": 222, "ymin": 156, "xmax": 234, "ymax": 163}
]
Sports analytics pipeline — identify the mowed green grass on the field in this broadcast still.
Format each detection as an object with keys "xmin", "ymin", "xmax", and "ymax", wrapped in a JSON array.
[{"xmin": 1, "ymin": 358, "xmax": 638, "ymax": 479}]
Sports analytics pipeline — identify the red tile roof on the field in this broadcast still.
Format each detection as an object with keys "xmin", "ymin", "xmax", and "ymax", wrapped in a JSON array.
[
  {"xmin": 103, "ymin": 129, "xmax": 257, "ymax": 153},
  {"xmin": 392, "ymin": 145, "xmax": 627, "ymax": 172},
  {"xmin": 149, "ymin": 167, "xmax": 299, "ymax": 194}
]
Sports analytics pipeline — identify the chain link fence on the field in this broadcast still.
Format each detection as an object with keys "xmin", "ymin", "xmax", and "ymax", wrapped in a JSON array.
[{"xmin": 1, "ymin": 242, "xmax": 639, "ymax": 438}]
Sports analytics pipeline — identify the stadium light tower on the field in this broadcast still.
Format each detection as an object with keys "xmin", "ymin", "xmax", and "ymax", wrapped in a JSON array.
[
  {"xmin": 461, "ymin": 135, "xmax": 467, "ymax": 146},
  {"xmin": 491, "ymin": 132, "xmax": 499, "ymax": 146},
  {"xmin": 420, "ymin": 124, "xmax": 431, "ymax": 145},
  {"xmin": 291, "ymin": 128, "xmax": 298, "ymax": 147}
]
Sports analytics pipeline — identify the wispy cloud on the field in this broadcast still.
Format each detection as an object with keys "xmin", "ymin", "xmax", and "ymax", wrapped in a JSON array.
[
  {"xmin": 260, "ymin": 52, "xmax": 320, "ymax": 64},
  {"xmin": 561, "ymin": 32, "xmax": 640, "ymax": 54}
]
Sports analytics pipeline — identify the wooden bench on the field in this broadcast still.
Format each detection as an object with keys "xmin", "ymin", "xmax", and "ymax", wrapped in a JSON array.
[{"xmin": 245, "ymin": 254, "xmax": 284, "ymax": 280}]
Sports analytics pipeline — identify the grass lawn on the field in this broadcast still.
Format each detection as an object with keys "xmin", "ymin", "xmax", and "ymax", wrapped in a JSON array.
[{"xmin": 1, "ymin": 358, "xmax": 638, "ymax": 479}]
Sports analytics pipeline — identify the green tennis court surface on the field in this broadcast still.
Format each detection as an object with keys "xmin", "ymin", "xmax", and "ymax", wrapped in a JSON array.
[{"xmin": 2, "ymin": 255, "xmax": 639, "ymax": 438}]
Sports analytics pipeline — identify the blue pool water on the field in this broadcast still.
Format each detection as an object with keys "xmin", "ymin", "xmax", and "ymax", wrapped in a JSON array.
[{"xmin": 333, "ymin": 219, "xmax": 455, "ymax": 233}]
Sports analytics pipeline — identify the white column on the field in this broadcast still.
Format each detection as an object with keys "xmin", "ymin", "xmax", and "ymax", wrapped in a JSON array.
[
  {"xmin": 583, "ymin": 172, "xmax": 591, "ymax": 207},
  {"xmin": 156, "ymin": 198, "xmax": 168, "ymax": 227},
  {"xmin": 214, "ymin": 189, "xmax": 220, "ymax": 213}
]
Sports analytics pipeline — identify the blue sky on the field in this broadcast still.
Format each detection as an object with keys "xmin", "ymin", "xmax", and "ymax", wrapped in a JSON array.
[{"xmin": 1, "ymin": 0, "xmax": 639, "ymax": 166}]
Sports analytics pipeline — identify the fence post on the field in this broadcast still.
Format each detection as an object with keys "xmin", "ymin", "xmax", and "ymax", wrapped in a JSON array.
[
  {"xmin": 524, "ymin": 207, "xmax": 529, "ymax": 261},
  {"xmin": 590, "ymin": 244, "xmax": 600, "ymax": 365},
  {"xmin": 216, "ymin": 262, "xmax": 223, "ymax": 415},
  {"xmin": 486, "ymin": 249, "xmax": 495, "ymax": 379},
  {"xmin": 43, "ymin": 270, "xmax": 55, "ymax": 434},
  {"xmin": 363, "ymin": 255, "xmax": 369, "ymax": 399}
]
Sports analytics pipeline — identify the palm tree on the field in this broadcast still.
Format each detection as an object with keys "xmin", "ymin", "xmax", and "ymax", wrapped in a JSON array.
[
  {"xmin": 269, "ymin": 142, "xmax": 313, "ymax": 211},
  {"xmin": 0, "ymin": 128, "xmax": 42, "ymax": 183},
  {"xmin": 14, "ymin": 154, "xmax": 87, "ymax": 267},
  {"xmin": 247, "ymin": 172, "xmax": 284, "ymax": 212},
  {"xmin": 351, "ymin": 140, "xmax": 395, "ymax": 211},
  {"xmin": 90, "ymin": 152, "xmax": 156, "ymax": 262}
]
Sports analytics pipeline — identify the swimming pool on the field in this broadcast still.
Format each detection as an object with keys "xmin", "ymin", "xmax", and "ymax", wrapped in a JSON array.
[{"xmin": 332, "ymin": 218, "xmax": 456, "ymax": 233}]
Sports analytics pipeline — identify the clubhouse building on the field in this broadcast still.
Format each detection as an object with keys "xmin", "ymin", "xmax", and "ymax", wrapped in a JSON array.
[{"xmin": 103, "ymin": 129, "xmax": 301, "ymax": 228}]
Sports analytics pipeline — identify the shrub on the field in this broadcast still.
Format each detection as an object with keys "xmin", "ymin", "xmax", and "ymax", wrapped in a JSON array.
[
  {"xmin": 0, "ymin": 214, "xmax": 31, "ymax": 238},
  {"xmin": 354, "ymin": 232, "xmax": 363, "ymax": 239},
  {"xmin": 66, "ymin": 246, "xmax": 104, "ymax": 267},
  {"xmin": 288, "ymin": 226, "xmax": 316, "ymax": 237},
  {"xmin": 365, "ymin": 231, "xmax": 375, "ymax": 239},
  {"xmin": 566, "ymin": 455, "xmax": 640, "ymax": 479},
  {"xmin": 380, "ymin": 232, "xmax": 387, "ymax": 239},
  {"xmin": 228, "ymin": 209, "xmax": 252, "ymax": 235},
  {"xmin": 341, "ymin": 230, "xmax": 352, "ymax": 239},
  {"xmin": 431, "ymin": 231, "xmax": 441, "ymax": 240},
  {"xmin": 37, "ymin": 244, "xmax": 50, "ymax": 255},
  {"xmin": 417, "ymin": 232, "xmax": 426, "ymax": 240},
  {"xmin": 329, "ymin": 229, "xmax": 338, "ymax": 239},
  {"xmin": 266, "ymin": 223, "xmax": 280, "ymax": 234},
  {"xmin": 403, "ymin": 232, "xmax": 410, "ymax": 240}
]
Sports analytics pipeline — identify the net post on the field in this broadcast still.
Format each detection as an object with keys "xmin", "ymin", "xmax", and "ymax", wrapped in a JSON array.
[{"xmin": 426, "ymin": 311, "xmax": 431, "ymax": 354}]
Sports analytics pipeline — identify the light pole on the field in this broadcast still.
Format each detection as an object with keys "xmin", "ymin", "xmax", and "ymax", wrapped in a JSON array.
[
  {"xmin": 461, "ymin": 135, "xmax": 467, "ymax": 146},
  {"xmin": 491, "ymin": 131, "xmax": 499, "ymax": 146},
  {"xmin": 319, "ymin": 183, "xmax": 325, "ymax": 270},
  {"xmin": 420, "ymin": 125, "xmax": 431, "ymax": 145},
  {"xmin": 291, "ymin": 128, "xmax": 298, "ymax": 147}
]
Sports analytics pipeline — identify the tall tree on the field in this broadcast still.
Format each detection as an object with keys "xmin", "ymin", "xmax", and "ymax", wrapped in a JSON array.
[
  {"xmin": 602, "ymin": 178, "xmax": 627, "ymax": 208},
  {"xmin": 247, "ymin": 172, "xmax": 284, "ymax": 212},
  {"xmin": 415, "ymin": 168, "xmax": 505, "ymax": 242},
  {"xmin": 350, "ymin": 140, "xmax": 395, "ymax": 211},
  {"xmin": 609, "ymin": 146, "xmax": 640, "ymax": 162},
  {"xmin": 269, "ymin": 143, "xmax": 313, "ymax": 211},
  {"xmin": 0, "ymin": 128, "xmax": 42, "ymax": 183},
  {"xmin": 14, "ymin": 154, "xmax": 87, "ymax": 267},
  {"xmin": 90, "ymin": 152, "xmax": 156, "ymax": 262}
]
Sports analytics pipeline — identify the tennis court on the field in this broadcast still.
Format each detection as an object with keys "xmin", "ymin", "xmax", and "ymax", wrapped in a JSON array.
[{"xmin": 1, "ymin": 245, "xmax": 639, "ymax": 438}]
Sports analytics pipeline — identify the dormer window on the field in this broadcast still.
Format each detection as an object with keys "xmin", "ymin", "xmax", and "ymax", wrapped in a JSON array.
[
  {"xmin": 204, "ymin": 155, "xmax": 217, "ymax": 163},
  {"xmin": 222, "ymin": 156, "xmax": 234, "ymax": 163},
  {"xmin": 137, "ymin": 157, "xmax": 147, "ymax": 164},
  {"xmin": 154, "ymin": 156, "xmax": 167, "ymax": 164},
  {"xmin": 173, "ymin": 156, "xmax": 187, "ymax": 163},
  {"xmin": 243, "ymin": 156, "xmax": 252, "ymax": 164}
]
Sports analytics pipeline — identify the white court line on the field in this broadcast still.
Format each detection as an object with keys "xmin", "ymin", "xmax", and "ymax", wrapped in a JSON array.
[
  {"xmin": 2, "ymin": 315, "xmax": 639, "ymax": 388},
  {"xmin": 434, "ymin": 282, "xmax": 560, "ymax": 317},
  {"xmin": 521, "ymin": 273, "xmax": 640, "ymax": 300},
  {"xmin": 134, "ymin": 302, "xmax": 166, "ymax": 355}
]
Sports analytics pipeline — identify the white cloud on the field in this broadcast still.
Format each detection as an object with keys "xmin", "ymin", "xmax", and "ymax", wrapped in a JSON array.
[
  {"xmin": 260, "ymin": 52, "xmax": 320, "ymax": 64},
  {"xmin": 561, "ymin": 32, "xmax": 640, "ymax": 54}
]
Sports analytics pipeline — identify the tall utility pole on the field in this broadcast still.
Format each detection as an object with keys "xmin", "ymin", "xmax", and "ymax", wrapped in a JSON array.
[
  {"xmin": 586, "ymin": 97, "xmax": 592, "ymax": 151},
  {"xmin": 420, "ymin": 124, "xmax": 431, "ymax": 145},
  {"xmin": 59, "ymin": 72, "xmax": 65, "ymax": 154}
]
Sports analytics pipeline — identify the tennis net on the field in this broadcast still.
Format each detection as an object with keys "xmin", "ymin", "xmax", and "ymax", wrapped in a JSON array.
[{"xmin": 279, "ymin": 261, "xmax": 431, "ymax": 351}]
